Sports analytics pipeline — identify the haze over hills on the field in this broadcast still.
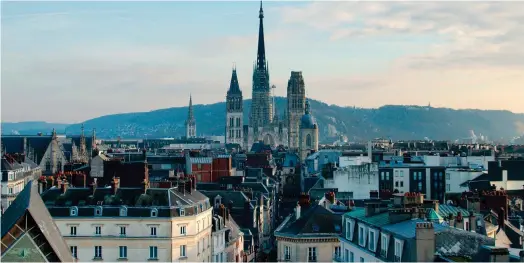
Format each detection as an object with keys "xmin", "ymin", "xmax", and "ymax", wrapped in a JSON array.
[{"xmin": 3, "ymin": 97, "xmax": 524, "ymax": 143}]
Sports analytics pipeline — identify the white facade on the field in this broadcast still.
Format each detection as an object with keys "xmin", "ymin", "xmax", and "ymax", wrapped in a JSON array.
[
  {"xmin": 55, "ymin": 208, "xmax": 213, "ymax": 262},
  {"xmin": 212, "ymin": 229, "xmax": 227, "ymax": 262},
  {"xmin": 393, "ymin": 168, "xmax": 410, "ymax": 194},
  {"xmin": 1, "ymin": 162, "xmax": 41, "ymax": 212},
  {"xmin": 445, "ymin": 168, "xmax": 484, "ymax": 193},
  {"xmin": 324, "ymin": 163, "xmax": 379, "ymax": 200},
  {"xmin": 339, "ymin": 156, "xmax": 372, "ymax": 168}
]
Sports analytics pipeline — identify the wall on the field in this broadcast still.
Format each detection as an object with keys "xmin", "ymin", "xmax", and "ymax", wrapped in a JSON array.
[
  {"xmin": 445, "ymin": 169, "xmax": 484, "ymax": 193},
  {"xmin": 212, "ymin": 158, "xmax": 232, "ymax": 182},
  {"xmin": 193, "ymin": 163, "xmax": 213, "ymax": 182},
  {"xmin": 325, "ymin": 163, "xmax": 379, "ymax": 200},
  {"xmin": 277, "ymin": 239, "xmax": 339, "ymax": 262},
  {"xmin": 55, "ymin": 208, "xmax": 213, "ymax": 262}
]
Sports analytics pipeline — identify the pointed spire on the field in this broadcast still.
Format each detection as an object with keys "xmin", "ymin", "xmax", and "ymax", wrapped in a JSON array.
[
  {"xmin": 187, "ymin": 94, "xmax": 194, "ymax": 121},
  {"xmin": 256, "ymin": 0, "xmax": 266, "ymax": 70},
  {"xmin": 81, "ymin": 123, "xmax": 85, "ymax": 137},
  {"xmin": 228, "ymin": 66, "xmax": 241, "ymax": 95},
  {"xmin": 305, "ymin": 99, "xmax": 310, "ymax": 115}
]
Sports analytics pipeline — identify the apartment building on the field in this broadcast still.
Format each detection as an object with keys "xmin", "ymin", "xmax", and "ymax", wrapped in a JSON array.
[
  {"xmin": 1, "ymin": 154, "xmax": 42, "ymax": 212},
  {"xmin": 41, "ymin": 176, "xmax": 213, "ymax": 262}
]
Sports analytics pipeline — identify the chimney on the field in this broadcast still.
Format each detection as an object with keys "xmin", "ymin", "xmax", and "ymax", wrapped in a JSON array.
[
  {"xmin": 219, "ymin": 204, "xmax": 227, "ymax": 220},
  {"xmin": 415, "ymin": 222, "xmax": 435, "ymax": 262},
  {"xmin": 91, "ymin": 181, "xmax": 97, "ymax": 194},
  {"xmin": 61, "ymin": 181, "xmax": 69, "ymax": 194},
  {"xmin": 455, "ymin": 212, "xmax": 464, "ymax": 230},
  {"xmin": 185, "ymin": 178, "xmax": 192, "ymax": 194},
  {"xmin": 295, "ymin": 202, "xmax": 301, "ymax": 220},
  {"xmin": 142, "ymin": 148, "xmax": 147, "ymax": 161},
  {"xmin": 111, "ymin": 177, "xmax": 120, "ymax": 195},
  {"xmin": 468, "ymin": 211, "xmax": 476, "ymax": 232},
  {"xmin": 177, "ymin": 180, "xmax": 185, "ymax": 194},
  {"xmin": 141, "ymin": 179, "xmax": 149, "ymax": 194},
  {"xmin": 502, "ymin": 170, "xmax": 508, "ymax": 190},
  {"xmin": 192, "ymin": 175, "xmax": 197, "ymax": 189}
]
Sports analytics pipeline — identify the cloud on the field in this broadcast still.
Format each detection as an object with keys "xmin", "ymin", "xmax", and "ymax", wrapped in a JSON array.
[{"xmin": 276, "ymin": 2, "xmax": 524, "ymax": 70}]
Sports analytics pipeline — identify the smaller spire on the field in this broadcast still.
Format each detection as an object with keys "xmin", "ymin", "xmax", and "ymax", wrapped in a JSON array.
[
  {"xmin": 187, "ymin": 94, "xmax": 194, "ymax": 121},
  {"xmin": 305, "ymin": 100, "xmax": 310, "ymax": 115},
  {"xmin": 259, "ymin": 0, "xmax": 264, "ymax": 19},
  {"xmin": 81, "ymin": 123, "xmax": 85, "ymax": 136}
]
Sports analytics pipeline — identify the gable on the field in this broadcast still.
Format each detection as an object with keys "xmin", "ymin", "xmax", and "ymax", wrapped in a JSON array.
[{"xmin": 2, "ymin": 234, "xmax": 47, "ymax": 262}]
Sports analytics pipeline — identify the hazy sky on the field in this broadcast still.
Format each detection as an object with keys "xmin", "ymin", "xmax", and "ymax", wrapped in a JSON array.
[{"xmin": 2, "ymin": 1, "xmax": 524, "ymax": 123}]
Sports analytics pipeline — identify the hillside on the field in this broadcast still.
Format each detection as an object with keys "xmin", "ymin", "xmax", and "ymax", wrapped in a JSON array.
[
  {"xmin": 60, "ymin": 97, "xmax": 524, "ymax": 142},
  {"xmin": 3, "ymin": 98, "xmax": 524, "ymax": 142}
]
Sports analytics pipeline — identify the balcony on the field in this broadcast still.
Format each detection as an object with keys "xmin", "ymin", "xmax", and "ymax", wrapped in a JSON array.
[{"xmin": 332, "ymin": 255, "xmax": 342, "ymax": 262}]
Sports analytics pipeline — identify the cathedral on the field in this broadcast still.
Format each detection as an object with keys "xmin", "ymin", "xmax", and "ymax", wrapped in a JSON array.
[{"xmin": 225, "ymin": 1, "xmax": 318, "ymax": 155}]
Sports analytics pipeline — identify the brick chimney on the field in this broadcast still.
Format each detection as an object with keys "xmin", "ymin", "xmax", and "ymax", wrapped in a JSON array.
[
  {"xmin": 111, "ymin": 177, "xmax": 120, "ymax": 195},
  {"xmin": 219, "ymin": 204, "xmax": 227, "ymax": 220},
  {"xmin": 61, "ymin": 181, "xmax": 69, "ymax": 194},
  {"xmin": 415, "ymin": 222, "xmax": 435, "ymax": 262},
  {"xmin": 295, "ymin": 202, "xmax": 301, "ymax": 220},
  {"xmin": 185, "ymin": 178, "xmax": 193, "ymax": 194}
]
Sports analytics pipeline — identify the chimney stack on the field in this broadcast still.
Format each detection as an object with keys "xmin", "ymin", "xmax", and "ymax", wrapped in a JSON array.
[
  {"xmin": 468, "ymin": 211, "xmax": 476, "ymax": 232},
  {"xmin": 416, "ymin": 222, "xmax": 435, "ymax": 262},
  {"xmin": 91, "ymin": 181, "xmax": 97, "ymax": 194},
  {"xmin": 295, "ymin": 202, "xmax": 301, "ymax": 220},
  {"xmin": 61, "ymin": 181, "xmax": 69, "ymax": 194},
  {"xmin": 111, "ymin": 177, "xmax": 120, "ymax": 195}
]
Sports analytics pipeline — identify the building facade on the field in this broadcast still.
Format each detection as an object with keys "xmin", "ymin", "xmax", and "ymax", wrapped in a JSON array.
[
  {"xmin": 287, "ymin": 71, "xmax": 306, "ymax": 150},
  {"xmin": 299, "ymin": 101, "xmax": 319, "ymax": 161},
  {"xmin": 226, "ymin": 68, "xmax": 244, "ymax": 147}
]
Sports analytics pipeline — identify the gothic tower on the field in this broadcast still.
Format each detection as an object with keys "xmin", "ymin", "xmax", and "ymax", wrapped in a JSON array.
[
  {"xmin": 287, "ymin": 71, "xmax": 306, "ymax": 150},
  {"xmin": 299, "ymin": 100, "xmax": 319, "ymax": 161},
  {"xmin": 250, "ymin": 1, "xmax": 272, "ymax": 130},
  {"xmin": 226, "ymin": 66, "xmax": 244, "ymax": 147},
  {"xmin": 185, "ymin": 95, "xmax": 196, "ymax": 138}
]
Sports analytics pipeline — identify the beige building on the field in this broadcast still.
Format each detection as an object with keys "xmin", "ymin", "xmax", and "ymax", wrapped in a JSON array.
[
  {"xmin": 275, "ymin": 195, "xmax": 341, "ymax": 262},
  {"xmin": 1, "ymin": 155, "xmax": 41, "ymax": 212},
  {"xmin": 42, "ymin": 177, "xmax": 214, "ymax": 262}
]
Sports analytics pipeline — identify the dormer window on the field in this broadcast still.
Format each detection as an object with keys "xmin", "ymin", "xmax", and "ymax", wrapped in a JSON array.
[
  {"xmin": 227, "ymin": 184, "xmax": 232, "ymax": 190},
  {"xmin": 358, "ymin": 225, "xmax": 367, "ymax": 247},
  {"xmin": 180, "ymin": 208, "xmax": 185, "ymax": 217},
  {"xmin": 215, "ymin": 196, "xmax": 222, "ymax": 208},
  {"xmin": 95, "ymin": 206, "xmax": 103, "ymax": 216},
  {"xmin": 70, "ymin": 206, "xmax": 78, "ymax": 216},
  {"xmin": 394, "ymin": 238, "xmax": 404, "ymax": 262},
  {"xmin": 151, "ymin": 208, "xmax": 158, "ymax": 217},
  {"xmin": 119, "ymin": 206, "xmax": 127, "ymax": 217},
  {"xmin": 380, "ymin": 233, "xmax": 390, "ymax": 257}
]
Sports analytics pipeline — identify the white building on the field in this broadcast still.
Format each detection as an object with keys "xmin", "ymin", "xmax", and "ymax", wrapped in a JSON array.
[
  {"xmin": 1, "ymin": 156, "xmax": 41, "ymax": 212},
  {"xmin": 42, "ymin": 177, "xmax": 214, "ymax": 262},
  {"xmin": 324, "ymin": 163, "xmax": 379, "ymax": 200}
]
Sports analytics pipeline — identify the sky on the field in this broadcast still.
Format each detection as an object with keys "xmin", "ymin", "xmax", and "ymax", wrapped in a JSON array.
[{"xmin": 2, "ymin": 1, "xmax": 524, "ymax": 123}]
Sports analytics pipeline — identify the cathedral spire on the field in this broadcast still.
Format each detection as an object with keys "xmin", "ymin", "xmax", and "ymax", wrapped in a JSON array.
[
  {"xmin": 187, "ymin": 94, "xmax": 194, "ymax": 121},
  {"xmin": 256, "ymin": 0, "xmax": 266, "ymax": 70},
  {"xmin": 228, "ymin": 66, "xmax": 241, "ymax": 95}
]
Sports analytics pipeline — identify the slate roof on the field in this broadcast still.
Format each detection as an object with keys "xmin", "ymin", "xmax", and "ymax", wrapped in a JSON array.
[
  {"xmin": 437, "ymin": 205, "xmax": 470, "ymax": 217},
  {"xmin": 200, "ymin": 191, "xmax": 250, "ymax": 208},
  {"xmin": 345, "ymin": 208, "xmax": 397, "ymax": 227},
  {"xmin": 275, "ymin": 205, "xmax": 342, "ymax": 238},
  {"xmin": 1, "ymin": 136, "xmax": 53, "ymax": 164},
  {"xmin": 1, "ymin": 180, "xmax": 74, "ymax": 262}
]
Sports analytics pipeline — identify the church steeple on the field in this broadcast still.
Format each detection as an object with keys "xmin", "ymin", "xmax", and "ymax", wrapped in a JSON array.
[
  {"xmin": 185, "ymin": 95, "xmax": 196, "ymax": 138},
  {"xmin": 256, "ymin": 0, "xmax": 266, "ymax": 70},
  {"xmin": 228, "ymin": 66, "xmax": 242, "ymax": 96}
]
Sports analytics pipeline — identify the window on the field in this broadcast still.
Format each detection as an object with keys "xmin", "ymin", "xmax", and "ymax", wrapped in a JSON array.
[
  {"xmin": 180, "ymin": 208, "xmax": 185, "ymax": 216},
  {"xmin": 395, "ymin": 181, "xmax": 399, "ymax": 187},
  {"xmin": 446, "ymin": 184, "xmax": 450, "ymax": 191},
  {"xmin": 95, "ymin": 226, "xmax": 101, "ymax": 235},
  {"xmin": 94, "ymin": 246, "xmax": 102, "ymax": 259},
  {"xmin": 381, "ymin": 172, "xmax": 385, "ymax": 180},
  {"xmin": 149, "ymin": 246, "xmax": 158, "ymax": 259},
  {"xmin": 151, "ymin": 208, "xmax": 158, "ymax": 217},
  {"xmin": 8, "ymin": 188, "xmax": 13, "ymax": 194},
  {"xmin": 418, "ymin": 182, "xmax": 423, "ymax": 191},
  {"xmin": 344, "ymin": 249, "xmax": 349, "ymax": 262},
  {"xmin": 306, "ymin": 134, "xmax": 312, "ymax": 147},
  {"xmin": 180, "ymin": 226, "xmax": 186, "ymax": 235},
  {"xmin": 446, "ymin": 173, "xmax": 451, "ymax": 180},
  {"xmin": 386, "ymin": 172, "xmax": 390, "ymax": 180},
  {"xmin": 70, "ymin": 226, "xmax": 77, "ymax": 236},
  {"xmin": 400, "ymin": 181, "xmax": 404, "ymax": 187},
  {"xmin": 360, "ymin": 257, "xmax": 365, "ymax": 262},
  {"xmin": 350, "ymin": 252, "xmax": 354, "ymax": 262},
  {"xmin": 120, "ymin": 207, "xmax": 127, "ymax": 216},
  {"xmin": 381, "ymin": 233, "xmax": 390, "ymax": 257},
  {"xmin": 227, "ymin": 184, "xmax": 232, "ymax": 190},
  {"xmin": 308, "ymin": 247, "xmax": 317, "ymax": 262},
  {"xmin": 95, "ymin": 206, "xmax": 102, "ymax": 216},
  {"xmin": 180, "ymin": 245, "xmax": 186, "ymax": 257},
  {"xmin": 369, "ymin": 230, "xmax": 376, "ymax": 251},
  {"xmin": 394, "ymin": 239, "xmax": 403, "ymax": 262},
  {"xmin": 358, "ymin": 226, "xmax": 365, "ymax": 246},
  {"xmin": 70, "ymin": 246, "xmax": 78, "ymax": 258},
  {"xmin": 334, "ymin": 246, "xmax": 341, "ymax": 258},
  {"xmin": 345, "ymin": 220, "xmax": 352, "ymax": 240},
  {"xmin": 119, "ymin": 246, "xmax": 127, "ymax": 258},
  {"xmin": 284, "ymin": 245, "xmax": 291, "ymax": 260},
  {"xmin": 412, "ymin": 173, "xmax": 417, "ymax": 180},
  {"xmin": 400, "ymin": 171, "xmax": 404, "ymax": 177},
  {"xmin": 150, "ymin": 226, "xmax": 157, "ymax": 236},
  {"xmin": 120, "ymin": 226, "xmax": 126, "ymax": 236},
  {"xmin": 439, "ymin": 172, "xmax": 443, "ymax": 179},
  {"xmin": 236, "ymin": 118, "xmax": 241, "ymax": 127},
  {"xmin": 418, "ymin": 172, "xmax": 422, "ymax": 181},
  {"xmin": 70, "ymin": 207, "xmax": 78, "ymax": 216}
]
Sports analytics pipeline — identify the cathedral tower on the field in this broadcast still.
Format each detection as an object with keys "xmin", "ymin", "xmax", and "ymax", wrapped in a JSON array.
[
  {"xmin": 226, "ymin": 67, "xmax": 244, "ymax": 147},
  {"xmin": 299, "ymin": 100, "xmax": 319, "ymax": 161},
  {"xmin": 185, "ymin": 95, "xmax": 196, "ymax": 138},
  {"xmin": 287, "ymin": 71, "xmax": 306, "ymax": 150},
  {"xmin": 250, "ymin": 0, "xmax": 272, "ymax": 129}
]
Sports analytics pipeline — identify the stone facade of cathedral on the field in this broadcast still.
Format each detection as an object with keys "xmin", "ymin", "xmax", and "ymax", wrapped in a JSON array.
[{"xmin": 225, "ymin": 2, "xmax": 309, "ymax": 151}]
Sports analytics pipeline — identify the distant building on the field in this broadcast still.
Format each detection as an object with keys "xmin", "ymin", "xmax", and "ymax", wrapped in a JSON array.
[
  {"xmin": 299, "ymin": 100, "xmax": 319, "ymax": 161},
  {"xmin": 1, "ymin": 154, "xmax": 41, "ymax": 212},
  {"xmin": 185, "ymin": 95, "xmax": 197, "ymax": 138}
]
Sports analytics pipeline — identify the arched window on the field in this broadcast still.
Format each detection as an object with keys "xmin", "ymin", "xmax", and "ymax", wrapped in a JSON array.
[
  {"xmin": 70, "ymin": 206, "xmax": 78, "ymax": 216},
  {"xmin": 45, "ymin": 161, "xmax": 51, "ymax": 172},
  {"xmin": 306, "ymin": 134, "xmax": 312, "ymax": 147}
]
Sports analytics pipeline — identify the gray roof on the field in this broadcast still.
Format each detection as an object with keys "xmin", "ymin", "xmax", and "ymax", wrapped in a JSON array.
[{"xmin": 1, "ymin": 180, "xmax": 74, "ymax": 262}]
